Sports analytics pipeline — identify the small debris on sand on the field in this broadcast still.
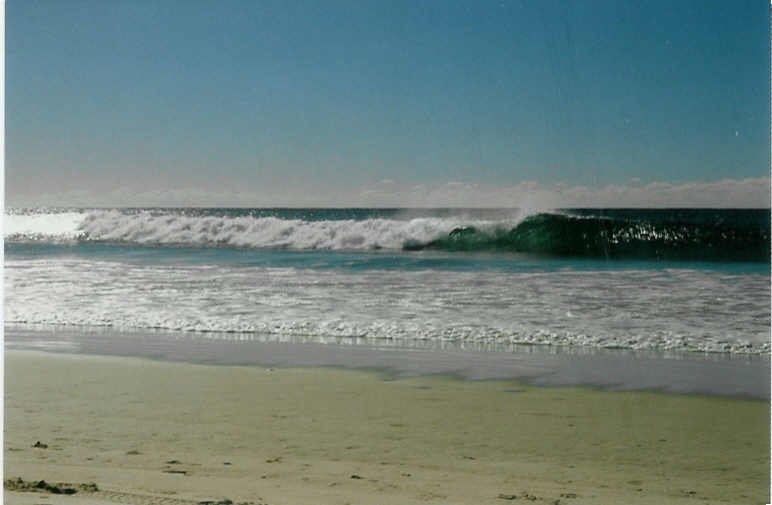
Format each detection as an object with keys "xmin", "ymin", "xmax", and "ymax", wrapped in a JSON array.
[
  {"xmin": 498, "ymin": 492, "xmax": 540, "ymax": 501},
  {"xmin": 350, "ymin": 474, "xmax": 363, "ymax": 479},
  {"xmin": 4, "ymin": 477, "xmax": 99, "ymax": 495},
  {"xmin": 32, "ymin": 441, "xmax": 48, "ymax": 449},
  {"xmin": 163, "ymin": 470, "xmax": 188, "ymax": 475}
]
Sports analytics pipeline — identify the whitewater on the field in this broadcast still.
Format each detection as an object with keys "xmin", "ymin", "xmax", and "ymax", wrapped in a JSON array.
[
  {"xmin": 4, "ymin": 207, "xmax": 770, "ymax": 356},
  {"xmin": 5, "ymin": 208, "xmax": 523, "ymax": 250}
]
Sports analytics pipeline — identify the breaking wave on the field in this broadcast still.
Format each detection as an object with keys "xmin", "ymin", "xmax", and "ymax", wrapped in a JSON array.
[
  {"xmin": 410, "ymin": 212, "xmax": 770, "ymax": 261},
  {"xmin": 5, "ymin": 208, "xmax": 769, "ymax": 261},
  {"xmin": 4, "ymin": 208, "xmax": 522, "ymax": 251}
]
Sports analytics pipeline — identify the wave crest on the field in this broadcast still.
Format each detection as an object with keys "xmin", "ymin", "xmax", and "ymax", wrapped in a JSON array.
[
  {"xmin": 6, "ymin": 209, "xmax": 525, "ymax": 251},
  {"xmin": 6, "ymin": 208, "xmax": 769, "ymax": 261},
  {"xmin": 412, "ymin": 213, "xmax": 770, "ymax": 261}
]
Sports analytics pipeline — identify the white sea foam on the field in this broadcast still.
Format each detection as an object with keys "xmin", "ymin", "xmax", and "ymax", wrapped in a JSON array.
[
  {"xmin": 4, "ymin": 211, "xmax": 87, "ymax": 241},
  {"xmin": 6, "ymin": 209, "xmax": 768, "ymax": 355},
  {"xmin": 5, "ymin": 256, "xmax": 770, "ymax": 354},
  {"xmin": 4, "ymin": 209, "xmax": 525, "ymax": 250}
]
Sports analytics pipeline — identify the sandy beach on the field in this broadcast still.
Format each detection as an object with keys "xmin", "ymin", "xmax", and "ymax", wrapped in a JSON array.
[
  {"xmin": 6, "ymin": 1, "xmax": 771, "ymax": 504},
  {"xmin": 4, "ymin": 350, "xmax": 769, "ymax": 505}
]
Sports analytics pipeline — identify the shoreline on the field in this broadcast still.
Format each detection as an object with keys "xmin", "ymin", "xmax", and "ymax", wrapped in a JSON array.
[
  {"xmin": 5, "ymin": 349, "xmax": 770, "ymax": 505},
  {"xmin": 6, "ymin": 326, "xmax": 770, "ymax": 399}
]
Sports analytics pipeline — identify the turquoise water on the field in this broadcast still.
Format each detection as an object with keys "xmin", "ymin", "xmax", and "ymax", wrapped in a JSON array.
[{"xmin": 6, "ymin": 241, "xmax": 769, "ymax": 275}]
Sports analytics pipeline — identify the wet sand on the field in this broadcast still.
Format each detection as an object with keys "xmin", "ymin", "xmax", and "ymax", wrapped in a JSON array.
[
  {"xmin": 4, "ymin": 350, "xmax": 770, "ymax": 505},
  {"xmin": 6, "ymin": 326, "xmax": 770, "ymax": 398}
]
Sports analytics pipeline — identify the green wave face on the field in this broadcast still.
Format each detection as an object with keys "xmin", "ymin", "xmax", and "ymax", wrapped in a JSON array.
[{"xmin": 411, "ymin": 212, "xmax": 771, "ymax": 262}]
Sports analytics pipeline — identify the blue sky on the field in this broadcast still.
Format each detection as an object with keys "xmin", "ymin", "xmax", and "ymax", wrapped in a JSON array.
[{"xmin": 6, "ymin": 0, "xmax": 770, "ymax": 207}]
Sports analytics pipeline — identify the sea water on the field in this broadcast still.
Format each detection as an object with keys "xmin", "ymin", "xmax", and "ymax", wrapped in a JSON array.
[{"xmin": 5, "ymin": 207, "xmax": 769, "ymax": 356}]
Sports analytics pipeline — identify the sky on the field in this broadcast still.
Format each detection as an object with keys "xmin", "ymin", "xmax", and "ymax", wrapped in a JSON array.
[{"xmin": 6, "ymin": 0, "xmax": 770, "ymax": 207}]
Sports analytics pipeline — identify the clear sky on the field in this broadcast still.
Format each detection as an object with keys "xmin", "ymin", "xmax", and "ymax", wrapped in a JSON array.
[{"xmin": 6, "ymin": 0, "xmax": 770, "ymax": 207}]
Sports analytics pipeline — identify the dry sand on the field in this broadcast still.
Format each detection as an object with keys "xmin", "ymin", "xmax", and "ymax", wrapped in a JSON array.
[{"xmin": 4, "ymin": 350, "xmax": 769, "ymax": 505}]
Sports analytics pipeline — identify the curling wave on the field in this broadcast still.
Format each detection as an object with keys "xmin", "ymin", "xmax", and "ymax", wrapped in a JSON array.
[
  {"xmin": 5, "ymin": 208, "xmax": 769, "ymax": 261},
  {"xmin": 408, "ymin": 212, "xmax": 770, "ymax": 262}
]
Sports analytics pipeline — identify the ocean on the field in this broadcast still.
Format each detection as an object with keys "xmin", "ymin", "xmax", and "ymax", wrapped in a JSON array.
[{"xmin": 5, "ymin": 207, "xmax": 769, "ymax": 356}]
